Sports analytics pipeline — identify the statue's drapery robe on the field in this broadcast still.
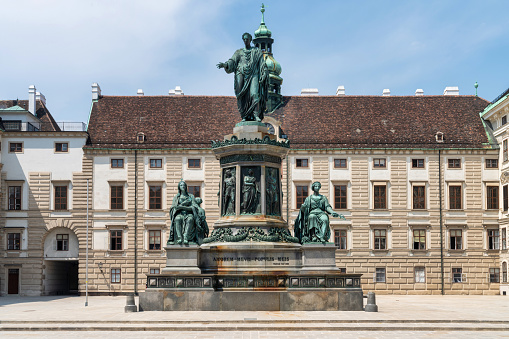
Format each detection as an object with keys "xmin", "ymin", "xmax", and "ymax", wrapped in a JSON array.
[
  {"xmin": 294, "ymin": 195, "xmax": 332, "ymax": 243},
  {"xmin": 168, "ymin": 193, "xmax": 200, "ymax": 243},
  {"xmin": 224, "ymin": 47, "xmax": 269, "ymax": 121}
]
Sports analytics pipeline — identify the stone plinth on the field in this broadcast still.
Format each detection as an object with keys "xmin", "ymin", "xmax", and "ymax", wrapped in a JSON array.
[
  {"xmin": 301, "ymin": 243, "xmax": 339, "ymax": 272},
  {"xmin": 161, "ymin": 244, "xmax": 201, "ymax": 274}
]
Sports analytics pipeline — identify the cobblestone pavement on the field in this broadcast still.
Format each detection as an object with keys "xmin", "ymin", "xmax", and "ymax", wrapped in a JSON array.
[{"xmin": 0, "ymin": 294, "xmax": 508, "ymax": 338}]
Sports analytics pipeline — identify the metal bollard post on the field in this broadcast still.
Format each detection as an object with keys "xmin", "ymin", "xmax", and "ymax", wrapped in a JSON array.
[
  {"xmin": 364, "ymin": 292, "xmax": 378, "ymax": 312},
  {"xmin": 125, "ymin": 293, "xmax": 137, "ymax": 312}
]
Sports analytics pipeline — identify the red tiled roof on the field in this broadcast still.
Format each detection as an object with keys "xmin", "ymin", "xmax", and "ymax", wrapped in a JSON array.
[
  {"xmin": 0, "ymin": 100, "xmax": 60, "ymax": 131},
  {"xmin": 86, "ymin": 95, "xmax": 491, "ymax": 149}
]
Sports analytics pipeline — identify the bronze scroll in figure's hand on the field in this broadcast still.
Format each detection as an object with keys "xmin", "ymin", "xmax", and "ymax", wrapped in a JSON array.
[{"xmin": 216, "ymin": 62, "xmax": 225, "ymax": 69}]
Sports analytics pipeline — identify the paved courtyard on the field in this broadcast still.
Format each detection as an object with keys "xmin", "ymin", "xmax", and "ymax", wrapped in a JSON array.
[{"xmin": 1, "ymin": 294, "xmax": 508, "ymax": 338}]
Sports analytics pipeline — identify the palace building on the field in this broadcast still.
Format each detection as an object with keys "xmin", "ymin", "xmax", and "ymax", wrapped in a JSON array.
[{"xmin": 1, "ymin": 11, "xmax": 506, "ymax": 296}]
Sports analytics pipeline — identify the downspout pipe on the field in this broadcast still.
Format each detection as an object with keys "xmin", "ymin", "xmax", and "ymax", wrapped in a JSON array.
[
  {"xmin": 439, "ymin": 149, "xmax": 444, "ymax": 295},
  {"xmin": 134, "ymin": 149, "xmax": 138, "ymax": 295}
]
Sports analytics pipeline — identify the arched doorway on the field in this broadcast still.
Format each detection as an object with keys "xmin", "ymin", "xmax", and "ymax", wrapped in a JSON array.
[{"xmin": 43, "ymin": 227, "xmax": 79, "ymax": 295}]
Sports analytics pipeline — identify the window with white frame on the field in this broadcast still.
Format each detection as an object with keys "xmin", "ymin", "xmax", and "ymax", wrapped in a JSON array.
[
  {"xmin": 488, "ymin": 229, "xmax": 500, "ymax": 250},
  {"xmin": 412, "ymin": 184, "xmax": 426, "ymax": 210},
  {"xmin": 54, "ymin": 184, "xmax": 68, "ymax": 210},
  {"xmin": 148, "ymin": 230, "xmax": 161, "ymax": 250},
  {"xmin": 486, "ymin": 185, "xmax": 499, "ymax": 210},
  {"xmin": 56, "ymin": 234, "xmax": 69, "ymax": 251},
  {"xmin": 373, "ymin": 183, "xmax": 387, "ymax": 209},
  {"xmin": 111, "ymin": 269, "xmax": 121, "ymax": 283},
  {"xmin": 414, "ymin": 267, "xmax": 425, "ymax": 283},
  {"xmin": 7, "ymin": 232, "xmax": 21, "ymax": 250},
  {"xmin": 448, "ymin": 184, "xmax": 462, "ymax": 210},
  {"xmin": 452, "ymin": 267, "xmax": 463, "ymax": 283},
  {"xmin": 8, "ymin": 185, "xmax": 22, "ymax": 210},
  {"xmin": 334, "ymin": 229, "xmax": 347, "ymax": 250},
  {"xmin": 502, "ymin": 228, "xmax": 507, "ymax": 250},
  {"xmin": 373, "ymin": 229, "xmax": 387, "ymax": 250},
  {"xmin": 412, "ymin": 229, "xmax": 426, "ymax": 250},
  {"xmin": 375, "ymin": 268, "xmax": 386, "ymax": 283},
  {"xmin": 490, "ymin": 268, "xmax": 500, "ymax": 283},
  {"xmin": 449, "ymin": 229, "xmax": 463, "ymax": 250}
]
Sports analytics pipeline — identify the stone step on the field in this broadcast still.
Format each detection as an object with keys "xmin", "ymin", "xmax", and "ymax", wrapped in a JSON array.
[{"xmin": 1, "ymin": 320, "xmax": 509, "ymax": 332}]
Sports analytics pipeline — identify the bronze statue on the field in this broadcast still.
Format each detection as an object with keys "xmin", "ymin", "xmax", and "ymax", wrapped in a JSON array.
[
  {"xmin": 241, "ymin": 168, "xmax": 260, "ymax": 214},
  {"xmin": 217, "ymin": 32, "xmax": 269, "ymax": 122},
  {"xmin": 222, "ymin": 168, "xmax": 236, "ymax": 216},
  {"xmin": 266, "ymin": 167, "xmax": 280, "ymax": 216},
  {"xmin": 168, "ymin": 180, "xmax": 207, "ymax": 245},
  {"xmin": 194, "ymin": 197, "xmax": 209, "ymax": 244},
  {"xmin": 294, "ymin": 182, "xmax": 343, "ymax": 244}
]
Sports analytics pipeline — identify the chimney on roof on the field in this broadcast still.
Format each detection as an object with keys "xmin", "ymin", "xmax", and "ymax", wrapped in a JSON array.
[
  {"xmin": 382, "ymin": 89, "xmax": 390, "ymax": 96},
  {"xmin": 137, "ymin": 89, "xmax": 144, "ymax": 96},
  {"xmin": 301, "ymin": 88, "xmax": 319, "ymax": 96},
  {"xmin": 169, "ymin": 86, "xmax": 184, "ymax": 96},
  {"xmin": 415, "ymin": 89, "xmax": 424, "ymax": 96},
  {"xmin": 336, "ymin": 86, "xmax": 345, "ymax": 96},
  {"xmin": 28, "ymin": 85, "xmax": 36, "ymax": 114},
  {"xmin": 443, "ymin": 86, "xmax": 459, "ymax": 96},
  {"xmin": 92, "ymin": 83, "xmax": 101, "ymax": 100},
  {"xmin": 36, "ymin": 92, "xmax": 46, "ymax": 106}
]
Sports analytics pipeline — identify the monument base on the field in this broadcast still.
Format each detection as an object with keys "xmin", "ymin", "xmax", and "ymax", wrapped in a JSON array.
[{"xmin": 139, "ymin": 288, "xmax": 363, "ymax": 311}]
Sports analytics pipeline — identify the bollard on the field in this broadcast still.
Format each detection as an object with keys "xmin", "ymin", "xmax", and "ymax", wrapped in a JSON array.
[
  {"xmin": 364, "ymin": 292, "xmax": 378, "ymax": 312},
  {"xmin": 125, "ymin": 293, "xmax": 137, "ymax": 313}
]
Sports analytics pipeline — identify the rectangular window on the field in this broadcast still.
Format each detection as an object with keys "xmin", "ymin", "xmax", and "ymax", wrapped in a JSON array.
[
  {"xmin": 54, "ymin": 186, "xmax": 68, "ymax": 210},
  {"xmin": 188, "ymin": 185, "xmax": 201, "ymax": 198},
  {"xmin": 375, "ymin": 268, "xmax": 386, "ymax": 283},
  {"xmin": 7, "ymin": 233, "xmax": 21, "ymax": 250},
  {"xmin": 452, "ymin": 267, "xmax": 463, "ymax": 283},
  {"xmin": 334, "ymin": 159, "xmax": 347, "ymax": 168},
  {"xmin": 374, "ymin": 229, "xmax": 387, "ymax": 250},
  {"xmin": 149, "ymin": 185, "xmax": 162, "ymax": 210},
  {"xmin": 9, "ymin": 142, "xmax": 22, "ymax": 153},
  {"xmin": 486, "ymin": 159, "xmax": 499, "ymax": 168},
  {"xmin": 488, "ymin": 229, "xmax": 500, "ymax": 250},
  {"xmin": 296, "ymin": 185, "xmax": 308, "ymax": 209},
  {"xmin": 188, "ymin": 159, "xmax": 201, "ymax": 169},
  {"xmin": 449, "ymin": 185, "xmax": 462, "ymax": 210},
  {"xmin": 110, "ymin": 230, "xmax": 122, "ymax": 250},
  {"xmin": 149, "ymin": 268, "xmax": 160, "ymax": 274},
  {"xmin": 504, "ymin": 140, "xmax": 508, "ymax": 162},
  {"xmin": 413, "ymin": 229, "xmax": 426, "ymax": 250},
  {"xmin": 296, "ymin": 159, "xmax": 308, "ymax": 168},
  {"xmin": 412, "ymin": 185, "xmax": 426, "ymax": 209},
  {"xmin": 412, "ymin": 159, "xmax": 424, "ymax": 168},
  {"xmin": 487, "ymin": 186, "xmax": 499, "ymax": 210},
  {"xmin": 334, "ymin": 185, "xmax": 347, "ymax": 209},
  {"xmin": 503, "ymin": 263, "xmax": 508, "ymax": 283},
  {"xmin": 450, "ymin": 229, "xmax": 462, "ymax": 250},
  {"xmin": 490, "ymin": 268, "xmax": 500, "ymax": 283},
  {"xmin": 110, "ymin": 186, "xmax": 124, "ymax": 210},
  {"xmin": 373, "ymin": 184, "xmax": 387, "ymax": 209},
  {"xmin": 8, "ymin": 186, "xmax": 22, "ymax": 210},
  {"xmin": 373, "ymin": 158, "xmax": 386, "ymax": 168},
  {"xmin": 149, "ymin": 230, "xmax": 161, "ymax": 250},
  {"xmin": 334, "ymin": 230, "xmax": 347, "ymax": 250},
  {"xmin": 150, "ymin": 159, "xmax": 162, "ymax": 168},
  {"xmin": 503, "ymin": 115, "xmax": 508, "ymax": 126},
  {"xmin": 448, "ymin": 159, "xmax": 461, "ymax": 169},
  {"xmin": 111, "ymin": 269, "xmax": 121, "ymax": 283},
  {"xmin": 414, "ymin": 267, "xmax": 425, "ymax": 283},
  {"xmin": 502, "ymin": 228, "xmax": 507, "ymax": 250},
  {"xmin": 338, "ymin": 268, "xmax": 346, "ymax": 273},
  {"xmin": 111, "ymin": 159, "xmax": 124, "ymax": 168},
  {"xmin": 56, "ymin": 234, "xmax": 69, "ymax": 251},
  {"xmin": 55, "ymin": 142, "xmax": 68, "ymax": 152},
  {"xmin": 504, "ymin": 186, "xmax": 508, "ymax": 212}
]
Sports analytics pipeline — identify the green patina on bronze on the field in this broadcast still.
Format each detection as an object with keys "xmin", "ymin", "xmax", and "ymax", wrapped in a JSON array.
[
  {"xmin": 203, "ymin": 226, "xmax": 299, "ymax": 244},
  {"xmin": 167, "ymin": 180, "xmax": 209, "ymax": 245},
  {"xmin": 217, "ymin": 31, "xmax": 269, "ymax": 122},
  {"xmin": 294, "ymin": 181, "xmax": 346, "ymax": 244},
  {"xmin": 211, "ymin": 135, "xmax": 290, "ymax": 149},
  {"xmin": 265, "ymin": 167, "xmax": 281, "ymax": 216},
  {"xmin": 220, "ymin": 154, "xmax": 282, "ymax": 166}
]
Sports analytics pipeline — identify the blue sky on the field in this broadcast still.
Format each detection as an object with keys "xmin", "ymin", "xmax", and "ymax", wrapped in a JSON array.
[{"xmin": 1, "ymin": 0, "xmax": 509, "ymax": 123}]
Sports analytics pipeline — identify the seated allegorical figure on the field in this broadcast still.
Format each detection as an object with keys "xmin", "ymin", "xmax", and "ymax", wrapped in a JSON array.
[
  {"xmin": 168, "ymin": 180, "xmax": 208, "ymax": 245},
  {"xmin": 294, "ymin": 181, "xmax": 344, "ymax": 244}
]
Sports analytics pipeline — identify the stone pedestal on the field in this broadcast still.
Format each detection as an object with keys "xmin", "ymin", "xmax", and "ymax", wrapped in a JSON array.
[
  {"xmin": 139, "ymin": 123, "xmax": 364, "ymax": 312},
  {"xmin": 161, "ymin": 244, "xmax": 201, "ymax": 274}
]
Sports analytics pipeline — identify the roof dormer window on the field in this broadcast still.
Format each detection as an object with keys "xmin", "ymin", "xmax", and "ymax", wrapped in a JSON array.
[{"xmin": 436, "ymin": 132, "xmax": 444, "ymax": 143}]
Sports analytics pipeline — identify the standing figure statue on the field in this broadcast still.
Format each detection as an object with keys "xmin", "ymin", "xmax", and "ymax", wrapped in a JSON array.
[
  {"xmin": 217, "ymin": 32, "xmax": 269, "ymax": 122},
  {"xmin": 168, "ymin": 180, "xmax": 201, "ymax": 245},
  {"xmin": 266, "ymin": 167, "xmax": 280, "ymax": 216},
  {"xmin": 222, "ymin": 168, "xmax": 236, "ymax": 216},
  {"xmin": 194, "ymin": 197, "xmax": 209, "ymax": 245},
  {"xmin": 294, "ymin": 182, "xmax": 344, "ymax": 244},
  {"xmin": 241, "ymin": 168, "xmax": 260, "ymax": 214}
]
